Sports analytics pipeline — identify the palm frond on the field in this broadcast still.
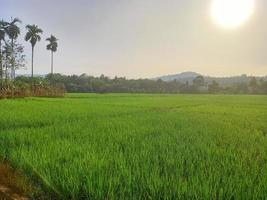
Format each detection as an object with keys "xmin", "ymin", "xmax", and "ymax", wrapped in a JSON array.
[
  {"xmin": 46, "ymin": 35, "xmax": 58, "ymax": 52},
  {"xmin": 10, "ymin": 17, "xmax": 22, "ymax": 25},
  {"xmin": 37, "ymin": 35, "xmax": 41, "ymax": 41},
  {"xmin": 25, "ymin": 32, "xmax": 31, "ymax": 41},
  {"xmin": 25, "ymin": 24, "xmax": 43, "ymax": 46},
  {"xmin": 0, "ymin": 30, "xmax": 5, "ymax": 40}
]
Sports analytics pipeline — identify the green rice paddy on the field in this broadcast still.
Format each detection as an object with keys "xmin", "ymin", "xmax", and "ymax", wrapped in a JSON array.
[{"xmin": 0, "ymin": 94, "xmax": 267, "ymax": 199}]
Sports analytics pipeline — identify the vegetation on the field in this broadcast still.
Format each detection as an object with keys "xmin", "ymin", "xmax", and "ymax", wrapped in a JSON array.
[
  {"xmin": 0, "ymin": 94, "xmax": 266, "ymax": 199},
  {"xmin": 0, "ymin": 17, "xmax": 61, "ymax": 98},
  {"xmin": 14, "ymin": 73, "xmax": 267, "ymax": 94},
  {"xmin": 25, "ymin": 24, "xmax": 43, "ymax": 86},
  {"xmin": 46, "ymin": 35, "xmax": 58, "ymax": 74},
  {"xmin": 5, "ymin": 17, "xmax": 22, "ymax": 79}
]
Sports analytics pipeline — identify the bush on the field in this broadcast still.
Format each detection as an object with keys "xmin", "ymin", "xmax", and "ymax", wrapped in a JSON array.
[{"xmin": 0, "ymin": 81, "xmax": 65, "ymax": 99}]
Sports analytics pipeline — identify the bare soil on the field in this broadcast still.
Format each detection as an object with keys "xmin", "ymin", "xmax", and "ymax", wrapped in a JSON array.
[{"xmin": 0, "ymin": 163, "xmax": 31, "ymax": 200}]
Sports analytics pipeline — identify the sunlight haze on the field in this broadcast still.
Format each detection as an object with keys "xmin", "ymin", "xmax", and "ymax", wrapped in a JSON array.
[
  {"xmin": 211, "ymin": 0, "xmax": 254, "ymax": 28},
  {"xmin": 1, "ymin": 0, "xmax": 267, "ymax": 78}
]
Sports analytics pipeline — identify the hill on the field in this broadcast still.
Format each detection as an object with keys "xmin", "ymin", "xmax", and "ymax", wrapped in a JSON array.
[{"xmin": 155, "ymin": 72, "xmax": 267, "ymax": 86}]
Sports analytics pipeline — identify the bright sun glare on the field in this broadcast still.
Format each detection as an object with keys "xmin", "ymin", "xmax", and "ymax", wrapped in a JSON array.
[{"xmin": 211, "ymin": 0, "xmax": 254, "ymax": 28}]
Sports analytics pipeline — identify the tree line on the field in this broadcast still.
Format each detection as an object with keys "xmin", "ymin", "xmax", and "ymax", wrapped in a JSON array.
[
  {"xmin": 0, "ymin": 17, "xmax": 61, "ymax": 97},
  {"xmin": 14, "ymin": 73, "xmax": 267, "ymax": 95}
]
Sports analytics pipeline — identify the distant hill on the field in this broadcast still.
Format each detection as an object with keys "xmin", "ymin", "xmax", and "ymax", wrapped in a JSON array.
[
  {"xmin": 154, "ymin": 71, "xmax": 267, "ymax": 86},
  {"xmin": 20, "ymin": 72, "xmax": 202, "ymax": 80},
  {"xmin": 154, "ymin": 71, "xmax": 201, "ymax": 82}
]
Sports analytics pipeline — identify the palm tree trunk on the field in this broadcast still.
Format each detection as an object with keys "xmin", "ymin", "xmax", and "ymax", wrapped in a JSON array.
[
  {"xmin": 51, "ymin": 50, "xmax": 53, "ymax": 75},
  {"xmin": 0, "ymin": 40, "xmax": 2, "ymax": 90},
  {"xmin": 11, "ymin": 38, "xmax": 14, "ymax": 80},
  {"xmin": 31, "ymin": 45, "xmax": 34, "ymax": 94},
  {"xmin": 5, "ymin": 53, "xmax": 7, "ymax": 83}
]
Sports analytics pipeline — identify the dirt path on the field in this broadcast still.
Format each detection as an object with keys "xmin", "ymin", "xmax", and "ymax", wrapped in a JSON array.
[
  {"xmin": 0, "ymin": 163, "xmax": 29, "ymax": 200},
  {"xmin": 0, "ymin": 185, "xmax": 28, "ymax": 200}
]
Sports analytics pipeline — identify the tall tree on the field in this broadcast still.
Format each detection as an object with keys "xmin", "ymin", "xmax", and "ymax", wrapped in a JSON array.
[
  {"xmin": 0, "ymin": 20, "xmax": 8, "ymax": 89},
  {"xmin": 208, "ymin": 80, "xmax": 220, "ymax": 93},
  {"xmin": 249, "ymin": 77, "xmax": 259, "ymax": 94},
  {"xmin": 5, "ymin": 17, "xmax": 21, "ymax": 79},
  {"xmin": 2, "ymin": 43, "xmax": 11, "ymax": 81},
  {"xmin": 25, "ymin": 24, "xmax": 43, "ymax": 87},
  {"xmin": 2, "ymin": 41, "xmax": 25, "ymax": 81},
  {"xmin": 46, "ymin": 35, "xmax": 58, "ymax": 75}
]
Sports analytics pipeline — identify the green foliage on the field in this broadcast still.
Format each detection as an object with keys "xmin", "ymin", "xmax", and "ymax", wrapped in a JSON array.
[
  {"xmin": 25, "ymin": 24, "xmax": 43, "ymax": 47},
  {"xmin": 0, "ymin": 77, "xmax": 64, "ymax": 98},
  {"xmin": 0, "ymin": 20, "xmax": 7, "ymax": 41},
  {"xmin": 42, "ymin": 74, "xmax": 267, "ymax": 94},
  {"xmin": 0, "ymin": 94, "xmax": 267, "ymax": 199},
  {"xmin": 46, "ymin": 35, "xmax": 58, "ymax": 52},
  {"xmin": 5, "ymin": 18, "xmax": 21, "ymax": 41},
  {"xmin": 0, "ymin": 17, "xmax": 57, "ymax": 85},
  {"xmin": 46, "ymin": 35, "xmax": 58, "ymax": 74},
  {"xmin": 208, "ymin": 80, "xmax": 220, "ymax": 93},
  {"xmin": 0, "ymin": 17, "xmax": 23, "ymax": 80},
  {"xmin": 1, "ymin": 41, "xmax": 26, "ymax": 78},
  {"xmin": 193, "ymin": 75, "xmax": 205, "ymax": 86},
  {"xmin": 25, "ymin": 24, "xmax": 43, "ymax": 81}
]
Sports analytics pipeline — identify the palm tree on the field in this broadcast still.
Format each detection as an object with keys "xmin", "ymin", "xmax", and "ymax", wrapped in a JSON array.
[
  {"xmin": 25, "ymin": 25, "xmax": 43, "ymax": 85},
  {"xmin": 46, "ymin": 35, "xmax": 58, "ymax": 75},
  {"xmin": 0, "ymin": 20, "xmax": 7, "ymax": 89},
  {"xmin": 5, "ymin": 17, "xmax": 21, "ymax": 79}
]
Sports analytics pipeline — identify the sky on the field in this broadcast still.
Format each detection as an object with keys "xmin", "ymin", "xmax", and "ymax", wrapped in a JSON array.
[{"xmin": 1, "ymin": 0, "xmax": 267, "ymax": 78}]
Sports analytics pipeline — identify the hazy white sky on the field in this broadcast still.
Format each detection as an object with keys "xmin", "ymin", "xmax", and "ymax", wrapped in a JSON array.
[{"xmin": 1, "ymin": 0, "xmax": 267, "ymax": 78}]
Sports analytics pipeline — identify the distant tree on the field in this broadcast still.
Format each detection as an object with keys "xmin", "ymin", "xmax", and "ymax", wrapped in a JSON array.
[
  {"xmin": 208, "ymin": 80, "xmax": 220, "ymax": 93},
  {"xmin": 5, "ymin": 17, "xmax": 21, "ymax": 79},
  {"xmin": 25, "ymin": 24, "xmax": 43, "ymax": 88},
  {"xmin": 2, "ymin": 41, "xmax": 26, "ymax": 80},
  {"xmin": 234, "ymin": 82, "xmax": 249, "ymax": 94},
  {"xmin": 13, "ymin": 42, "xmax": 26, "ymax": 73},
  {"xmin": 248, "ymin": 77, "xmax": 258, "ymax": 94},
  {"xmin": 259, "ymin": 79, "xmax": 267, "ymax": 94},
  {"xmin": 193, "ymin": 76, "xmax": 205, "ymax": 86},
  {"xmin": 46, "ymin": 35, "xmax": 58, "ymax": 75},
  {"xmin": 193, "ymin": 76, "xmax": 206, "ymax": 92},
  {"xmin": 12, "ymin": 73, "xmax": 267, "ymax": 95}
]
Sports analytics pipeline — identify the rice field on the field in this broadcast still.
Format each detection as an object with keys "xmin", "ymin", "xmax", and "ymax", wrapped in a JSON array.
[{"xmin": 0, "ymin": 94, "xmax": 267, "ymax": 199}]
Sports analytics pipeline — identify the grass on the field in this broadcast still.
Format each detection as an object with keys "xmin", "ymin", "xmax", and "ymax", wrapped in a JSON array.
[{"xmin": 0, "ymin": 94, "xmax": 267, "ymax": 199}]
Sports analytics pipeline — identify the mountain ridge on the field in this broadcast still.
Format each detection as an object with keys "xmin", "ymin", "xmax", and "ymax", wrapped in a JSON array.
[{"xmin": 154, "ymin": 71, "xmax": 267, "ymax": 86}]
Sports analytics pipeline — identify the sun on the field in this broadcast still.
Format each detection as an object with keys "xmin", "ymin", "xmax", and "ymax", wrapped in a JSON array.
[{"xmin": 211, "ymin": 0, "xmax": 254, "ymax": 28}]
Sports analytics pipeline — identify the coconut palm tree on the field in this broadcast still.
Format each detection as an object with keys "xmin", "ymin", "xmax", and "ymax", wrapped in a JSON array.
[
  {"xmin": 25, "ymin": 24, "xmax": 43, "ymax": 84},
  {"xmin": 5, "ymin": 17, "xmax": 21, "ymax": 79},
  {"xmin": 46, "ymin": 35, "xmax": 58, "ymax": 75}
]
